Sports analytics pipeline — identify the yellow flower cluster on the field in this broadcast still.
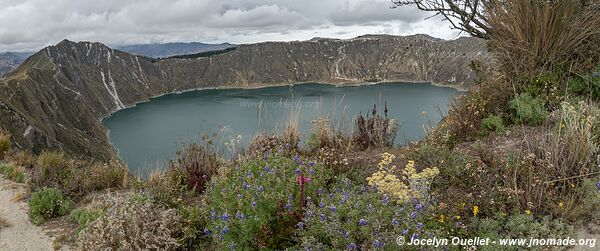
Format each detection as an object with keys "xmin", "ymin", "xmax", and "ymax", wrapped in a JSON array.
[{"xmin": 367, "ymin": 153, "xmax": 440, "ymax": 203}]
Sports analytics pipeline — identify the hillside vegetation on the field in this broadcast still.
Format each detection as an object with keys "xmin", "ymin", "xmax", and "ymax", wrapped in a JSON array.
[{"xmin": 0, "ymin": 0, "xmax": 599, "ymax": 250}]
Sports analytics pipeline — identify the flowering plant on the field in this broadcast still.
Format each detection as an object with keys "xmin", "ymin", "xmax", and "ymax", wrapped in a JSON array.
[
  {"xmin": 296, "ymin": 177, "xmax": 433, "ymax": 250},
  {"xmin": 204, "ymin": 152, "xmax": 330, "ymax": 250}
]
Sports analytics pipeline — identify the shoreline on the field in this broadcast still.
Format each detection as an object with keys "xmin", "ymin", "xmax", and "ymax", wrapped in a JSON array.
[{"xmin": 100, "ymin": 80, "xmax": 466, "ymax": 122}]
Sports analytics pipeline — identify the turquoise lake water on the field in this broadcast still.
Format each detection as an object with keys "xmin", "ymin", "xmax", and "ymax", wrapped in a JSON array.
[{"xmin": 103, "ymin": 83, "xmax": 458, "ymax": 175}]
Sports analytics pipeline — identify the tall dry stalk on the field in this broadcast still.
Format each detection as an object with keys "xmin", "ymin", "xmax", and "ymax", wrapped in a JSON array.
[{"xmin": 488, "ymin": 0, "xmax": 600, "ymax": 82}]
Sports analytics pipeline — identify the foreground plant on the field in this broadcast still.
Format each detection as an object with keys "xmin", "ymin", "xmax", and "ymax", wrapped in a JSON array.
[
  {"xmin": 28, "ymin": 188, "xmax": 72, "ymax": 225},
  {"xmin": 205, "ymin": 152, "xmax": 330, "ymax": 250},
  {"xmin": 367, "ymin": 153, "xmax": 439, "ymax": 203}
]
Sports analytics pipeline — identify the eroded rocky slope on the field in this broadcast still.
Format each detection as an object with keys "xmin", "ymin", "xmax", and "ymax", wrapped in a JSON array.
[{"xmin": 0, "ymin": 35, "xmax": 489, "ymax": 161}]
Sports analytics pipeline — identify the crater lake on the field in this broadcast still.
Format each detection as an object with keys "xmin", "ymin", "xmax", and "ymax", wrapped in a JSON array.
[{"xmin": 103, "ymin": 82, "xmax": 459, "ymax": 176}]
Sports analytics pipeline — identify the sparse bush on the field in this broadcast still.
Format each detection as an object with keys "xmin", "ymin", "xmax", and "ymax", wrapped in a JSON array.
[
  {"xmin": 480, "ymin": 114, "xmax": 506, "ymax": 133},
  {"xmin": 205, "ymin": 153, "xmax": 330, "ymax": 250},
  {"xmin": 70, "ymin": 208, "xmax": 102, "ymax": 236},
  {"xmin": 30, "ymin": 151, "xmax": 74, "ymax": 193},
  {"xmin": 247, "ymin": 128, "xmax": 300, "ymax": 157},
  {"xmin": 177, "ymin": 206, "xmax": 211, "ymax": 250},
  {"xmin": 509, "ymin": 93, "xmax": 548, "ymax": 125},
  {"xmin": 77, "ymin": 193, "xmax": 179, "ymax": 250},
  {"xmin": 352, "ymin": 104, "xmax": 398, "ymax": 150},
  {"xmin": 6, "ymin": 151, "xmax": 36, "ymax": 169},
  {"xmin": 516, "ymin": 100, "xmax": 600, "ymax": 220},
  {"xmin": 0, "ymin": 132, "xmax": 10, "ymax": 160},
  {"xmin": 28, "ymin": 188, "xmax": 72, "ymax": 225},
  {"xmin": 78, "ymin": 162, "xmax": 128, "ymax": 192},
  {"xmin": 0, "ymin": 163, "xmax": 27, "ymax": 183},
  {"xmin": 169, "ymin": 142, "xmax": 218, "ymax": 194}
]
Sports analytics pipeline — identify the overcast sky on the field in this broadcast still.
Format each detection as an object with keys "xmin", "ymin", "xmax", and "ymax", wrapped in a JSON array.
[{"xmin": 0, "ymin": 0, "xmax": 459, "ymax": 52}]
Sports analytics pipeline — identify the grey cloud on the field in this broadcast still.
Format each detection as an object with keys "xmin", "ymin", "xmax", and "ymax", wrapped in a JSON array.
[{"xmin": 0, "ymin": 0, "xmax": 453, "ymax": 52}]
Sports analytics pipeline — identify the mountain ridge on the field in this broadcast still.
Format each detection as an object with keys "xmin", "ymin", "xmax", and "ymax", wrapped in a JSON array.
[{"xmin": 0, "ymin": 35, "xmax": 490, "ymax": 161}]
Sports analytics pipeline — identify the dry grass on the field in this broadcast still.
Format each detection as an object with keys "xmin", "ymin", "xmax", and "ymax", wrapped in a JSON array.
[
  {"xmin": 0, "ymin": 215, "xmax": 10, "ymax": 228},
  {"xmin": 488, "ymin": 0, "xmax": 600, "ymax": 83},
  {"xmin": 0, "ymin": 132, "xmax": 10, "ymax": 160}
]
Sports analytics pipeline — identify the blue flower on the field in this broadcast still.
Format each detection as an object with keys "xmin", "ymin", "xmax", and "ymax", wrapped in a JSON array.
[
  {"xmin": 309, "ymin": 169, "xmax": 315, "ymax": 175},
  {"xmin": 309, "ymin": 161, "xmax": 315, "ymax": 167},
  {"xmin": 329, "ymin": 205, "xmax": 337, "ymax": 212},
  {"xmin": 246, "ymin": 170, "xmax": 254, "ymax": 177},
  {"xmin": 410, "ymin": 211, "xmax": 417, "ymax": 219},
  {"xmin": 342, "ymin": 231, "xmax": 349, "ymax": 239},
  {"xmin": 222, "ymin": 226, "xmax": 229, "ymax": 234},
  {"xmin": 346, "ymin": 242, "xmax": 357, "ymax": 250},
  {"xmin": 596, "ymin": 181, "xmax": 600, "ymax": 191},
  {"xmin": 285, "ymin": 202, "xmax": 292, "ymax": 211},
  {"xmin": 295, "ymin": 168, "xmax": 301, "ymax": 175},
  {"xmin": 221, "ymin": 212, "xmax": 230, "ymax": 221},
  {"xmin": 252, "ymin": 201, "xmax": 257, "ymax": 208},
  {"xmin": 203, "ymin": 228, "xmax": 211, "ymax": 237},
  {"xmin": 317, "ymin": 188, "xmax": 324, "ymax": 195},
  {"xmin": 258, "ymin": 186, "xmax": 264, "ymax": 192},
  {"xmin": 373, "ymin": 240, "xmax": 384, "ymax": 248},
  {"xmin": 392, "ymin": 218, "xmax": 399, "ymax": 225},
  {"xmin": 265, "ymin": 164, "xmax": 271, "ymax": 173},
  {"xmin": 411, "ymin": 233, "xmax": 419, "ymax": 240},
  {"xmin": 416, "ymin": 222, "xmax": 424, "ymax": 229},
  {"xmin": 235, "ymin": 211, "xmax": 246, "ymax": 220},
  {"xmin": 382, "ymin": 195, "xmax": 389, "ymax": 205},
  {"xmin": 296, "ymin": 222, "xmax": 305, "ymax": 229},
  {"xmin": 277, "ymin": 145, "xmax": 283, "ymax": 152},
  {"xmin": 415, "ymin": 203, "xmax": 424, "ymax": 211},
  {"xmin": 320, "ymin": 213, "xmax": 327, "ymax": 222},
  {"xmin": 237, "ymin": 193, "xmax": 243, "ymax": 199},
  {"xmin": 211, "ymin": 210, "xmax": 216, "ymax": 220},
  {"xmin": 402, "ymin": 229, "xmax": 408, "ymax": 235},
  {"xmin": 319, "ymin": 202, "xmax": 325, "ymax": 208},
  {"xmin": 358, "ymin": 219, "xmax": 368, "ymax": 226},
  {"xmin": 242, "ymin": 182, "xmax": 250, "ymax": 190}
]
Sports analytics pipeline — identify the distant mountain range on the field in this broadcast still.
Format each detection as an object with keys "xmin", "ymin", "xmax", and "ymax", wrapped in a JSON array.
[
  {"xmin": 0, "ymin": 42, "xmax": 234, "ymax": 76},
  {"xmin": 0, "ymin": 52, "xmax": 34, "ymax": 76},
  {"xmin": 115, "ymin": 42, "xmax": 235, "ymax": 58}
]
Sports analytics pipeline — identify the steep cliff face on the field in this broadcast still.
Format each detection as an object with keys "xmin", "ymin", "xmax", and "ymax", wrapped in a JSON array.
[{"xmin": 0, "ymin": 35, "xmax": 489, "ymax": 161}]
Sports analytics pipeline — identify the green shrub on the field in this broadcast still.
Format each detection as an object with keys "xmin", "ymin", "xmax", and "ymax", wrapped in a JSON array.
[
  {"xmin": 205, "ymin": 153, "xmax": 331, "ymax": 250},
  {"xmin": 0, "ymin": 163, "xmax": 27, "ymax": 183},
  {"xmin": 177, "ymin": 206, "xmax": 211, "ymax": 250},
  {"xmin": 0, "ymin": 133, "xmax": 10, "ymax": 159},
  {"xmin": 28, "ymin": 188, "xmax": 72, "ymax": 225},
  {"xmin": 77, "ymin": 193, "xmax": 179, "ymax": 250},
  {"xmin": 296, "ymin": 177, "xmax": 434, "ymax": 250},
  {"xmin": 70, "ymin": 208, "xmax": 102, "ymax": 236},
  {"xmin": 509, "ymin": 93, "xmax": 548, "ymax": 126},
  {"xmin": 480, "ymin": 114, "xmax": 506, "ymax": 133},
  {"xmin": 469, "ymin": 214, "xmax": 574, "ymax": 251}
]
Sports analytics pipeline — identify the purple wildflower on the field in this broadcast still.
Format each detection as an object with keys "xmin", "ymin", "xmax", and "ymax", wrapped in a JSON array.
[
  {"xmin": 346, "ymin": 242, "xmax": 357, "ymax": 250},
  {"xmin": 382, "ymin": 195, "xmax": 389, "ymax": 205},
  {"xmin": 415, "ymin": 203, "xmax": 424, "ymax": 211},
  {"xmin": 596, "ymin": 181, "xmax": 600, "ymax": 191},
  {"xmin": 392, "ymin": 218, "xmax": 399, "ymax": 225},
  {"xmin": 410, "ymin": 211, "xmax": 417, "ymax": 219},
  {"xmin": 258, "ymin": 186, "xmax": 264, "ymax": 192},
  {"xmin": 285, "ymin": 202, "xmax": 292, "ymax": 211},
  {"xmin": 416, "ymin": 222, "xmax": 424, "ymax": 229},
  {"xmin": 309, "ymin": 169, "xmax": 315, "ymax": 175},
  {"xmin": 221, "ymin": 212, "xmax": 230, "ymax": 221},
  {"xmin": 222, "ymin": 226, "xmax": 229, "ymax": 234},
  {"xmin": 411, "ymin": 233, "xmax": 419, "ymax": 240},
  {"xmin": 246, "ymin": 170, "xmax": 253, "ymax": 177},
  {"xmin": 373, "ymin": 240, "xmax": 384, "ymax": 248},
  {"xmin": 265, "ymin": 164, "xmax": 271, "ymax": 173},
  {"xmin": 296, "ymin": 222, "xmax": 305, "ymax": 229},
  {"xmin": 308, "ymin": 161, "xmax": 315, "ymax": 167},
  {"xmin": 203, "ymin": 228, "xmax": 211, "ymax": 237},
  {"xmin": 319, "ymin": 202, "xmax": 325, "ymax": 208},
  {"xmin": 295, "ymin": 168, "xmax": 301, "ymax": 175},
  {"xmin": 252, "ymin": 201, "xmax": 257, "ymax": 208},
  {"xmin": 242, "ymin": 182, "xmax": 250, "ymax": 190},
  {"xmin": 320, "ymin": 213, "xmax": 326, "ymax": 222},
  {"xmin": 402, "ymin": 229, "xmax": 408, "ymax": 235},
  {"xmin": 237, "ymin": 193, "xmax": 243, "ymax": 199},
  {"xmin": 358, "ymin": 219, "xmax": 368, "ymax": 226},
  {"xmin": 211, "ymin": 210, "xmax": 216, "ymax": 220},
  {"xmin": 329, "ymin": 205, "xmax": 337, "ymax": 213}
]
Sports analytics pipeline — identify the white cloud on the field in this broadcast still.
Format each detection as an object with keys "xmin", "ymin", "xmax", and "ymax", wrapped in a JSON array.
[{"xmin": 0, "ymin": 0, "xmax": 459, "ymax": 52}]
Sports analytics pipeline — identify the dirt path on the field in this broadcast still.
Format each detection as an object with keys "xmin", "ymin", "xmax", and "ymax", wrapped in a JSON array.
[{"xmin": 0, "ymin": 177, "xmax": 68, "ymax": 251}]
